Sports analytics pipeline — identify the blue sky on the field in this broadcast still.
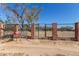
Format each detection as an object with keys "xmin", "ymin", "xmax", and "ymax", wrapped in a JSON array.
[{"xmin": 0, "ymin": 3, "xmax": 79, "ymax": 24}]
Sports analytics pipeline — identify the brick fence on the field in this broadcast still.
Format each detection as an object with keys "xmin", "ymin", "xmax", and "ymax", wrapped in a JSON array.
[
  {"xmin": 30, "ymin": 22, "xmax": 79, "ymax": 41},
  {"xmin": 0, "ymin": 22, "xmax": 79, "ymax": 41}
]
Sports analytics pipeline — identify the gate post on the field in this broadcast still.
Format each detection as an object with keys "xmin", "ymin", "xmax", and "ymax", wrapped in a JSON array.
[
  {"xmin": 31, "ymin": 23, "xmax": 35, "ymax": 39},
  {"xmin": 0, "ymin": 22, "xmax": 4, "ymax": 39},
  {"xmin": 38, "ymin": 24, "xmax": 39, "ymax": 39},
  {"xmin": 52, "ymin": 23, "xmax": 58, "ymax": 40},
  {"xmin": 45, "ymin": 24, "xmax": 47, "ymax": 38},
  {"xmin": 75, "ymin": 22, "xmax": 79, "ymax": 41}
]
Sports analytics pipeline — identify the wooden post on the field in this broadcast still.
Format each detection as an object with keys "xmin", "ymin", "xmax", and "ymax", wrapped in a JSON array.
[
  {"xmin": 75, "ymin": 22, "xmax": 79, "ymax": 41},
  {"xmin": 38, "ymin": 24, "xmax": 39, "ymax": 39},
  {"xmin": 45, "ymin": 24, "xmax": 47, "ymax": 38},
  {"xmin": 0, "ymin": 23, "xmax": 4, "ymax": 39},
  {"xmin": 52, "ymin": 23, "xmax": 58, "ymax": 40},
  {"xmin": 31, "ymin": 23, "xmax": 35, "ymax": 39}
]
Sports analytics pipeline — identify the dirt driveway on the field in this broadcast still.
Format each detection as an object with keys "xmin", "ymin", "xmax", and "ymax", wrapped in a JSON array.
[{"xmin": 0, "ymin": 39, "xmax": 79, "ymax": 56}]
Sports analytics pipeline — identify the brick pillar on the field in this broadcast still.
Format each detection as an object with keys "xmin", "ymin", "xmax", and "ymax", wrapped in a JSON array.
[
  {"xmin": 31, "ymin": 23, "xmax": 35, "ymax": 39},
  {"xmin": 0, "ymin": 23, "xmax": 4, "ymax": 38},
  {"xmin": 75, "ymin": 22, "xmax": 79, "ymax": 41},
  {"xmin": 52, "ymin": 23, "xmax": 58, "ymax": 40}
]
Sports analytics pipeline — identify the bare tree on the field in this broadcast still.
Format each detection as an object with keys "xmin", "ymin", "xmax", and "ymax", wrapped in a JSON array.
[
  {"xmin": 25, "ymin": 6, "xmax": 42, "ymax": 30},
  {"xmin": 1, "ymin": 3, "xmax": 42, "ymax": 30},
  {"xmin": 25, "ymin": 6, "xmax": 42, "ymax": 24}
]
